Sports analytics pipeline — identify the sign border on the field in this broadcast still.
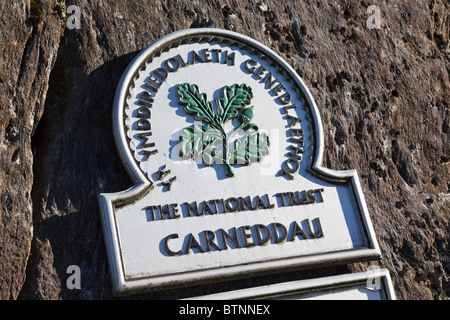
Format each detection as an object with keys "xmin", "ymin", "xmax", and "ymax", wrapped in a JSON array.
[{"xmin": 99, "ymin": 28, "xmax": 381, "ymax": 296}]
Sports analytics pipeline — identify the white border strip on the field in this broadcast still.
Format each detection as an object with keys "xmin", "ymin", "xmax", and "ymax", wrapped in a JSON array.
[{"xmin": 186, "ymin": 269, "xmax": 396, "ymax": 300}]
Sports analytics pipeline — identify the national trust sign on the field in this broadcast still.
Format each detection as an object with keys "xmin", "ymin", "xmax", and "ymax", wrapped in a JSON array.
[{"xmin": 98, "ymin": 29, "xmax": 384, "ymax": 297}]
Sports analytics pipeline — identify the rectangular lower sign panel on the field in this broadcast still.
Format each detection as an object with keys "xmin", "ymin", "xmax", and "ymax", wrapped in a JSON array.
[{"xmin": 99, "ymin": 174, "xmax": 381, "ymax": 295}]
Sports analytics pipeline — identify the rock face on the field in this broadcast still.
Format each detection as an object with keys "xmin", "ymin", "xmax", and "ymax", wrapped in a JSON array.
[{"xmin": 0, "ymin": 0, "xmax": 448, "ymax": 300}]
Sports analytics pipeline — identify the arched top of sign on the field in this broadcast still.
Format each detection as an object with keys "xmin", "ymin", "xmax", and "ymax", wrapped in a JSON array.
[{"xmin": 112, "ymin": 28, "xmax": 340, "ymax": 186}]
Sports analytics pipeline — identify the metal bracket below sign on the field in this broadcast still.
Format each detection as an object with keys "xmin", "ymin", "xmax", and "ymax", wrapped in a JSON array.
[{"xmin": 185, "ymin": 269, "xmax": 396, "ymax": 300}]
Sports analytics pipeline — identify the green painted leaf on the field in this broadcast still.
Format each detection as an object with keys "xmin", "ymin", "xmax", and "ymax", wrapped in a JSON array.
[
  {"xmin": 202, "ymin": 147, "xmax": 222, "ymax": 166},
  {"xmin": 174, "ymin": 82, "xmax": 270, "ymax": 175},
  {"xmin": 246, "ymin": 123, "xmax": 259, "ymax": 132},
  {"xmin": 232, "ymin": 132, "xmax": 270, "ymax": 165},
  {"xmin": 176, "ymin": 83, "xmax": 214, "ymax": 122},
  {"xmin": 217, "ymin": 84, "xmax": 253, "ymax": 123},
  {"xmin": 179, "ymin": 124, "xmax": 222, "ymax": 158},
  {"xmin": 239, "ymin": 106, "xmax": 254, "ymax": 125}
]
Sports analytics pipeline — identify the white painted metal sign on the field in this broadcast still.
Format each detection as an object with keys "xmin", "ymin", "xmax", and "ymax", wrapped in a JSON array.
[{"xmin": 99, "ymin": 28, "xmax": 381, "ymax": 296}]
